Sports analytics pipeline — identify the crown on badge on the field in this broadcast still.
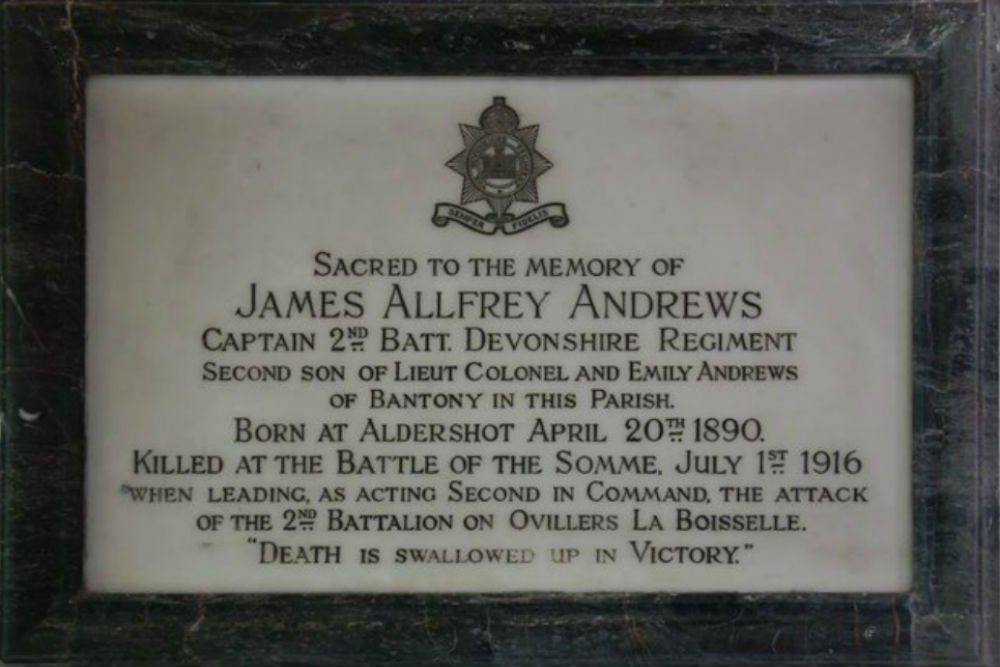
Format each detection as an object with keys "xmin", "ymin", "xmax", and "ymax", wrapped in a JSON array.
[{"xmin": 479, "ymin": 97, "xmax": 520, "ymax": 133}]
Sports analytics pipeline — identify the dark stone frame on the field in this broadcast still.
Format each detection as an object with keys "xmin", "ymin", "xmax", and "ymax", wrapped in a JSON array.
[{"xmin": 1, "ymin": 1, "xmax": 996, "ymax": 664}]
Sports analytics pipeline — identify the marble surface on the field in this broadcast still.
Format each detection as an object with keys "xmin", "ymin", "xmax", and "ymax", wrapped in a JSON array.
[{"xmin": 85, "ymin": 76, "xmax": 913, "ymax": 593}]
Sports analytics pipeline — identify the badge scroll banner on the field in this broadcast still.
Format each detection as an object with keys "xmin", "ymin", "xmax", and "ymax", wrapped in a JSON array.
[{"xmin": 432, "ymin": 203, "xmax": 569, "ymax": 235}]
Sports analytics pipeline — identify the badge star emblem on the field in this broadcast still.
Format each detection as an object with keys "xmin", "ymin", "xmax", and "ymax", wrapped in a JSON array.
[
  {"xmin": 445, "ymin": 97, "xmax": 553, "ymax": 218},
  {"xmin": 432, "ymin": 97, "xmax": 569, "ymax": 235}
]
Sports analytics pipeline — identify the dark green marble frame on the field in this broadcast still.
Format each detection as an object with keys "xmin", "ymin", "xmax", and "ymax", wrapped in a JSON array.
[{"xmin": 2, "ymin": 1, "xmax": 997, "ymax": 665}]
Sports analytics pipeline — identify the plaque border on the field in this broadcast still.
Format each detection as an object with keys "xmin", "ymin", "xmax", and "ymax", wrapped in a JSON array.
[{"xmin": 2, "ymin": 1, "xmax": 997, "ymax": 665}]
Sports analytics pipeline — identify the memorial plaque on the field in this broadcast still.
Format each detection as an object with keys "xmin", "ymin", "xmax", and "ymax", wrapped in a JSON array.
[
  {"xmin": 1, "ymin": 2, "xmax": 996, "ymax": 666},
  {"xmin": 85, "ymin": 76, "xmax": 913, "ymax": 593}
]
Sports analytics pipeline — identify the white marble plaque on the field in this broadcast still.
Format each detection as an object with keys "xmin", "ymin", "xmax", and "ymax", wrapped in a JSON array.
[{"xmin": 85, "ymin": 76, "xmax": 913, "ymax": 593}]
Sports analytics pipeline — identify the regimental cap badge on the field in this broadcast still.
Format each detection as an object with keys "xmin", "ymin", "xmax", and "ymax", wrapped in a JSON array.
[{"xmin": 432, "ymin": 97, "xmax": 569, "ymax": 236}]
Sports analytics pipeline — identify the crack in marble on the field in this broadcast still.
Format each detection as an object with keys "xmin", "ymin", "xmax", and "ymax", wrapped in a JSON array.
[
  {"xmin": 0, "ymin": 274, "xmax": 48, "ymax": 351},
  {"xmin": 181, "ymin": 598, "xmax": 207, "ymax": 659},
  {"xmin": 64, "ymin": 0, "xmax": 83, "ymax": 123},
  {"xmin": 1, "ymin": 161, "xmax": 83, "ymax": 182}
]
